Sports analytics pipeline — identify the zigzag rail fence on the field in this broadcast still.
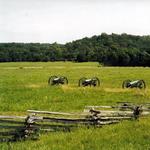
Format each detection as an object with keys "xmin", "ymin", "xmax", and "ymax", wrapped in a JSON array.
[{"xmin": 0, "ymin": 103, "xmax": 150, "ymax": 142}]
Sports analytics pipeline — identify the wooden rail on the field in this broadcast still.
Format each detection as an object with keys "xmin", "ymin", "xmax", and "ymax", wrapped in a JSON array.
[
  {"xmin": 0, "ymin": 115, "xmax": 26, "ymax": 119},
  {"xmin": 1, "ymin": 104, "xmax": 150, "ymax": 142},
  {"xmin": 27, "ymin": 110, "xmax": 81, "ymax": 116}
]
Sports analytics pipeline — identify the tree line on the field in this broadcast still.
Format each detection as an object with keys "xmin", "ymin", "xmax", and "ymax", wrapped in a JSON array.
[{"xmin": 0, "ymin": 33, "xmax": 150, "ymax": 66}]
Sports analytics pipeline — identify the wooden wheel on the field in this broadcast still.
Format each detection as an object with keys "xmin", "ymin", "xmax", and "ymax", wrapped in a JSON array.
[
  {"xmin": 122, "ymin": 80, "xmax": 131, "ymax": 88},
  {"xmin": 61, "ymin": 76, "xmax": 68, "ymax": 85},
  {"xmin": 78, "ymin": 77, "xmax": 87, "ymax": 86},
  {"xmin": 48, "ymin": 76, "xmax": 57, "ymax": 85},
  {"xmin": 92, "ymin": 77, "xmax": 100, "ymax": 87},
  {"xmin": 137, "ymin": 80, "xmax": 146, "ymax": 89}
]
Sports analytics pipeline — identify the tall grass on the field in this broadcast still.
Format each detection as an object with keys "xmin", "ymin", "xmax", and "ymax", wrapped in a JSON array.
[{"xmin": 0, "ymin": 62, "xmax": 150, "ymax": 149}]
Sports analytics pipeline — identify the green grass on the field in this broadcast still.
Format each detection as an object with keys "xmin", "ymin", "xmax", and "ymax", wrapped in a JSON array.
[{"xmin": 0, "ymin": 62, "xmax": 150, "ymax": 150}]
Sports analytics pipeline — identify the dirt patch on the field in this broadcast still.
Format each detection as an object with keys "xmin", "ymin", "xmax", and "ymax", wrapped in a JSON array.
[
  {"xmin": 134, "ymin": 89, "xmax": 149, "ymax": 97},
  {"xmin": 104, "ymin": 88, "xmax": 130, "ymax": 93},
  {"xmin": 25, "ymin": 84, "xmax": 43, "ymax": 88},
  {"xmin": 61, "ymin": 85, "xmax": 77, "ymax": 92},
  {"xmin": 23, "ymin": 67, "xmax": 43, "ymax": 69},
  {"xmin": 2, "ymin": 67, "xmax": 19, "ymax": 70}
]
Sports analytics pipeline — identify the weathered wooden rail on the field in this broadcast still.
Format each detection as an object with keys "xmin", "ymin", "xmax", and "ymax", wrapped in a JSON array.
[{"xmin": 0, "ymin": 103, "xmax": 150, "ymax": 142}]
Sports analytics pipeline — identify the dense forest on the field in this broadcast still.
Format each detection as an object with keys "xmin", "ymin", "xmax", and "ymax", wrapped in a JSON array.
[{"xmin": 0, "ymin": 33, "xmax": 150, "ymax": 66}]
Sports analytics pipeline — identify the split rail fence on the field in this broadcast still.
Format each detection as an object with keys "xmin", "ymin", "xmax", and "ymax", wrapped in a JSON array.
[{"xmin": 0, "ymin": 103, "xmax": 150, "ymax": 142}]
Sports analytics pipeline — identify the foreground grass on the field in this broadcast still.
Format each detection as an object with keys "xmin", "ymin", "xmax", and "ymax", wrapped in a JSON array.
[{"xmin": 0, "ymin": 62, "xmax": 150, "ymax": 150}]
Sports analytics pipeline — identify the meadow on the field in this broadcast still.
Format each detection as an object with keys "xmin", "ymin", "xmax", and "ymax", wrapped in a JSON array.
[{"xmin": 0, "ymin": 62, "xmax": 150, "ymax": 150}]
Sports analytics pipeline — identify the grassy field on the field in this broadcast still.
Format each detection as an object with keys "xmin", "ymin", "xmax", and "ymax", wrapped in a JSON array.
[{"xmin": 0, "ymin": 62, "xmax": 150, "ymax": 150}]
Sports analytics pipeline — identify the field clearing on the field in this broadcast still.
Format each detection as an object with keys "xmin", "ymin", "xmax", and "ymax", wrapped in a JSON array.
[{"xmin": 0, "ymin": 62, "xmax": 150, "ymax": 150}]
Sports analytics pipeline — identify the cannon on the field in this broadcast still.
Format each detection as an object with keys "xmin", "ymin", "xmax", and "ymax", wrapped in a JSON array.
[
  {"xmin": 122, "ymin": 79, "xmax": 146, "ymax": 89},
  {"xmin": 48, "ymin": 76, "xmax": 68, "ymax": 85},
  {"xmin": 78, "ymin": 77, "xmax": 100, "ymax": 87}
]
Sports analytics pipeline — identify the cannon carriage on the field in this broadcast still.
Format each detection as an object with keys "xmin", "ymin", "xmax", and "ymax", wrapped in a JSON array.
[
  {"xmin": 78, "ymin": 77, "xmax": 100, "ymax": 87},
  {"xmin": 48, "ymin": 76, "xmax": 68, "ymax": 85},
  {"xmin": 122, "ymin": 79, "xmax": 146, "ymax": 89}
]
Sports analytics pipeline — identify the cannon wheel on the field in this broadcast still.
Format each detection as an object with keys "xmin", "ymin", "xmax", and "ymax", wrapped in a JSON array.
[
  {"xmin": 48, "ymin": 75, "xmax": 58, "ymax": 85},
  {"xmin": 122, "ymin": 80, "xmax": 131, "ymax": 88},
  {"xmin": 137, "ymin": 80, "xmax": 146, "ymax": 89},
  {"xmin": 78, "ymin": 77, "xmax": 87, "ymax": 87},
  {"xmin": 92, "ymin": 77, "xmax": 100, "ymax": 87},
  {"xmin": 61, "ymin": 76, "xmax": 68, "ymax": 85}
]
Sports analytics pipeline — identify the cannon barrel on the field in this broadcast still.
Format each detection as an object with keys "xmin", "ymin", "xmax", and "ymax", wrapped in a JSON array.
[{"xmin": 129, "ymin": 80, "xmax": 139, "ymax": 85}]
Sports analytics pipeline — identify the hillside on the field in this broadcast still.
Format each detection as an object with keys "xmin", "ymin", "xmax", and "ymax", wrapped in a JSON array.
[{"xmin": 0, "ymin": 33, "xmax": 150, "ymax": 66}]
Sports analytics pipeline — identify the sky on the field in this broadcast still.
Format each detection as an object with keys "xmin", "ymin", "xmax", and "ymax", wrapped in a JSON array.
[{"xmin": 0, "ymin": 0, "xmax": 150, "ymax": 44}]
